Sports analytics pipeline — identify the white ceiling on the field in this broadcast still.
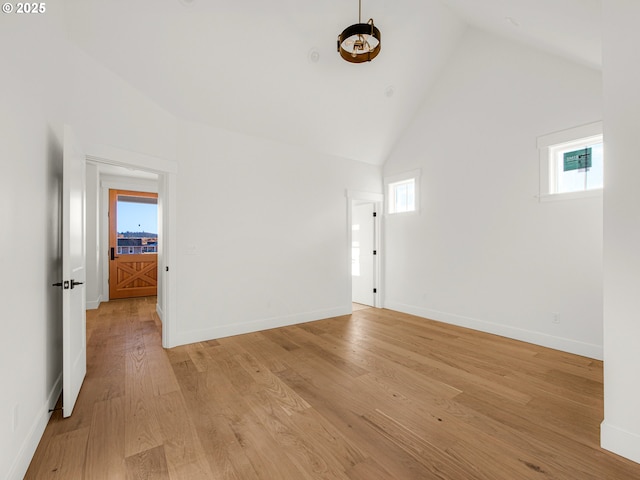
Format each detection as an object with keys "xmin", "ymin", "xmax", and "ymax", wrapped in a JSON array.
[
  {"xmin": 442, "ymin": 0, "xmax": 601, "ymax": 69},
  {"xmin": 63, "ymin": 0, "xmax": 601, "ymax": 166}
]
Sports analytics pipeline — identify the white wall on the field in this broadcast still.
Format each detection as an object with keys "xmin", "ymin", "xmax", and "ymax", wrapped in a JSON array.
[
  {"xmin": 65, "ymin": 48, "xmax": 178, "ymax": 162},
  {"xmin": 601, "ymin": 0, "xmax": 640, "ymax": 464},
  {"xmin": 0, "ymin": 54, "xmax": 64, "ymax": 480},
  {"xmin": 0, "ymin": 11, "xmax": 67, "ymax": 479},
  {"xmin": 173, "ymin": 120, "xmax": 382, "ymax": 345},
  {"xmin": 2, "ymin": 7, "xmax": 381, "ymax": 474},
  {"xmin": 383, "ymin": 28, "xmax": 604, "ymax": 359},
  {"xmin": 0, "ymin": 4, "xmax": 177, "ymax": 478}
]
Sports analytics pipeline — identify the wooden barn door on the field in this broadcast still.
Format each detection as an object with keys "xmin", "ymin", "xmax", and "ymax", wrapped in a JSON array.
[{"xmin": 109, "ymin": 189, "xmax": 158, "ymax": 299}]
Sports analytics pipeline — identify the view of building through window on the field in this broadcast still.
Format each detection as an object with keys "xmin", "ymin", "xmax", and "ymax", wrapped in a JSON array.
[
  {"xmin": 538, "ymin": 123, "xmax": 603, "ymax": 198},
  {"xmin": 117, "ymin": 198, "xmax": 158, "ymax": 255},
  {"xmin": 553, "ymin": 140, "xmax": 603, "ymax": 194}
]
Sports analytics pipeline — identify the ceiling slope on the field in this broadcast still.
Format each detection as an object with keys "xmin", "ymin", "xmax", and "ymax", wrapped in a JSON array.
[
  {"xmin": 440, "ymin": 0, "xmax": 601, "ymax": 69},
  {"xmin": 62, "ymin": 0, "xmax": 466, "ymax": 165},
  {"xmin": 62, "ymin": 0, "xmax": 601, "ymax": 165}
]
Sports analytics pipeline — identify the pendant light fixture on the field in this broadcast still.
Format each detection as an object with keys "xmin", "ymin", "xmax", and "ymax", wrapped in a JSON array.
[{"xmin": 337, "ymin": 0, "xmax": 381, "ymax": 63}]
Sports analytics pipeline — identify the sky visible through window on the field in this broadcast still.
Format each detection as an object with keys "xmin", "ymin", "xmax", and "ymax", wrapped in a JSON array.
[
  {"xmin": 117, "ymin": 201, "xmax": 158, "ymax": 234},
  {"xmin": 389, "ymin": 179, "xmax": 415, "ymax": 213}
]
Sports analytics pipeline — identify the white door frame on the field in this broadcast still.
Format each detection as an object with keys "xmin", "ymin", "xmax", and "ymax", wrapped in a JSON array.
[
  {"xmin": 346, "ymin": 190, "xmax": 384, "ymax": 309},
  {"xmin": 85, "ymin": 143, "xmax": 178, "ymax": 348}
]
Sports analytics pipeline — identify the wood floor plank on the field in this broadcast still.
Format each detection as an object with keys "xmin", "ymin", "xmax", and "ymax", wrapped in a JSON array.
[
  {"xmin": 85, "ymin": 397, "xmax": 126, "ymax": 479},
  {"xmin": 143, "ymin": 341, "xmax": 181, "ymax": 397},
  {"xmin": 233, "ymin": 350, "xmax": 312, "ymax": 415},
  {"xmin": 345, "ymin": 457, "xmax": 394, "ymax": 480},
  {"xmin": 241, "ymin": 391, "xmax": 351, "ymax": 480},
  {"xmin": 179, "ymin": 383, "xmax": 254, "ymax": 479},
  {"xmin": 275, "ymin": 366, "xmax": 454, "ymax": 480},
  {"xmin": 25, "ymin": 427, "xmax": 90, "ymax": 479},
  {"xmin": 123, "ymin": 339, "xmax": 164, "ymax": 457},
  {"xmin": 125, "ymin": 445, "xmax": 170, "ymax": 480},
  {"xmin": 25, "ymin": 297, "xmax": 640, "ymax": 480},
  {"xmin": 154, "ymin": 391, "xmax": 214, "ymax": 480}
]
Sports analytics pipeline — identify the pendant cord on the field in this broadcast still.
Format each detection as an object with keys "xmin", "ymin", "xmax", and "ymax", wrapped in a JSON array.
[{"xmin": 359, "ymin": 0, "xmax": 361, "ymax": 23}]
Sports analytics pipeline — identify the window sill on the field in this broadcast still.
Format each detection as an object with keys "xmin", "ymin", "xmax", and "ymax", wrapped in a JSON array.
[
  {"xmin": 538, "ymin": 189, "xmax": 603, "ymax": 202},
  {"xmin": 386, "ymin": 209, "xmax": 419, "ymax": 217}
]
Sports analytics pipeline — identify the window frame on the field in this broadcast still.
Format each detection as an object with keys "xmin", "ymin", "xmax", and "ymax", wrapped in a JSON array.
[
  {"xmin": 537, "ymin": 121, "xmax": 603, "ymax": 202},
  {"xmin": 384, "ymin": 169, "xmax": 421, "ymax": 215}
]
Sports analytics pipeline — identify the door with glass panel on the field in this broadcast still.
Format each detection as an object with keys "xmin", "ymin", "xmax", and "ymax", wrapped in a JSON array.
[{"xmin": 109, "ymin": 189, "xmax": 158, "ymax": 299}]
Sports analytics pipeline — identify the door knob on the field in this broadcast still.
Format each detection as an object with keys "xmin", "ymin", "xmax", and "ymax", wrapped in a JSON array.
[
  {"xmin": 70, "ymin": 280, "xmax": 84, "ymax": 289},
  {"xmin": 52, "ymin": 280, "xmax": 70, "ymax": 289}
]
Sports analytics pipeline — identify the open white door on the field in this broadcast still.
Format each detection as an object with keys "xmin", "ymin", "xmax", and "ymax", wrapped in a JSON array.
[
  {"xmin": 352, "ymin": 203, "xmax": 375, "ymax": 306},
  {"xmin": 61, "ymin": 125, "xmax": 87, "ymax": 417}
]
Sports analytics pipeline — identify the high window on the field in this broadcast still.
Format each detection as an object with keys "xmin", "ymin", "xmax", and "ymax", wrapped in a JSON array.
[
  {"xmin": 538, "ymin": 122, "xmax": 603, "ymax": 200},
  {"xmin": 385, "ymin": 170, "xmax": 420, "ymax": 214}
]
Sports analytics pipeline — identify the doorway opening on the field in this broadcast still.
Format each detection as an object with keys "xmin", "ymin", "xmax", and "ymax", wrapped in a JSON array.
[
  {"xmin": 352, "ymin": 202, "xmax": 376, "ymax": 307},
  {"xmin": 86, "ymin": 144, "xmax": 177, "ymax": 348},
  {"xmin": 348, "ymin": 191, "xmax": 383, "ymax": 311},
  {"xmin": 109, "ymin": 189, "xmax": 159, "ymax": 299}
]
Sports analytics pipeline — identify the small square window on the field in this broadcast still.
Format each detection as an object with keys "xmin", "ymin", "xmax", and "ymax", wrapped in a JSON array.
[
  {"xmin": 538, "ymin": 122, "xmax": 603, "ymax": 200},
  {"xmin": 550, "ymin": 137, "xmax": 603, "ymax": 194},
  {"xmin": 385, "ymin": 169, "xmax": 420, "ymax": 215}
]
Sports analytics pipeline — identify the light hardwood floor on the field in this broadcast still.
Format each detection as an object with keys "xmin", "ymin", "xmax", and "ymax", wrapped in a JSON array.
[{"xmin": 26, "ymin": 297, "xmax": 640, "ymax": 479}]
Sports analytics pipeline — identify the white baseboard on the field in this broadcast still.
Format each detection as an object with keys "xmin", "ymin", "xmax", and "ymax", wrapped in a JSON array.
[
  {"xmin": 601, "ymin": 421, "xmax": 640, "ymax": 464},
  {"xmin": 156, "ymin": 303, "xmax": 164, "ymax": 323},
  {"xmin": 175, "ymin": 306, "xmax": 351, "ymax": 347},
  {"xmin": 86, "ymin": 294, "xmax": 103, "ymax": 310},
  {"xmin": 7, "ymin": 373, "xmax": 62, "ymax": 480},
  {"xmin": 385, "ymin": 301, "xmax": 603, "ymax": 360}
]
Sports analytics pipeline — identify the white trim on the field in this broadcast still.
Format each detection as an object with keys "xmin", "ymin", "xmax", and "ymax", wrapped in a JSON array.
[
  {"xmin": 538, "ymin": 189, "xmax": 603, "ymax": 202},
  {"xmin": 86, "ymin": 294, "xmax": 102, "ymax": 310},
  {"xmin": 537, "ymin": 122, "xmax": 603, "ymax": 149},
  {"xmin": 86, "ymin": 143, "xmax": 178, "ymax": 174},
  {"xmin": 175, "ymin": 306, "xmax": 350, "ymax": 346},
  {"xmin": 346, "ymin": 189, "xmax": 384, "ymax": 203},
  {"xmin": 384, "ymin": 169, "xmax": 422, "ymax": 186},
  {"xmin": 385, "ymin": 301, "xmax": 603, "ymax": 360},
  {"xmin": 601, "ymin": 421, "xmax": 640, "ymax": 464},
  {"xmin": 161, "ymin": 172, "xmax": 178, "ymax": 348},
  {"xmin": 101, "ymin": 176, "xmax": 158, "ymax": 193},
  {"xmin": 7, "ymin": 373, "xmax": 62, "ymax": 480},
  {"xmin": 100, "ymin": 186, "xmax": 109, "ymax": 302}
]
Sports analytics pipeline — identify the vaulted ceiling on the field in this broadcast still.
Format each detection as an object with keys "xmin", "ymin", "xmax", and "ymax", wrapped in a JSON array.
[{"xmin": 63, "ymin": 0, "xmax": 601, "ymax": 165}]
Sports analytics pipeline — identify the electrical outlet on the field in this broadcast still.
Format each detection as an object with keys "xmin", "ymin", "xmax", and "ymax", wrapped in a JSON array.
[{"xmin": 552, "ymin": 312, "xmax": 560, "ymax": 324}]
